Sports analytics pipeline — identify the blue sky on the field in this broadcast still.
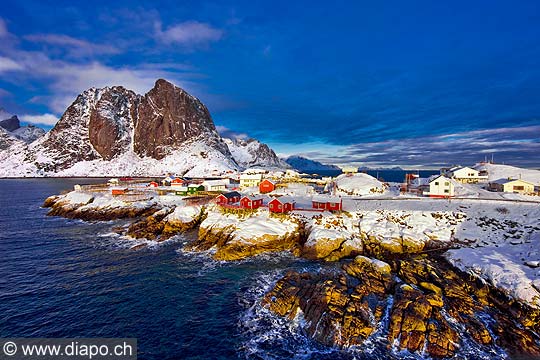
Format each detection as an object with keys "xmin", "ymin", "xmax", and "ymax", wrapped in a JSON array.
[{"xmin": 1, "ymin": 0, "xmax": 539, "ymax": 168}]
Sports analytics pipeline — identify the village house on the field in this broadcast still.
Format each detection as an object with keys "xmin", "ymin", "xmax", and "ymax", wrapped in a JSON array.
[
  {"xmin": 443, "ymin": 166, "xmax": 488, "ymax": 183},
  {"xmin": 341, "ymin": 166, "xmax": 358, "ymax": 175},
  {"xmin": 240, "ymin": 195, "xmax": 264, "ymax": 209},
  {"xmin": 161, "ymin": 175, "xmax": 176, "ymax": 186},
  {"xmin": 171, "ymin": 178, "xmax": 187, "ymax": 187},
  {"xmin": 259, "ymin": 179, "xmax": 276, "ymax": 194},
  {"xmin": 202, "ymin": 180, "xmax": 227, "ymax": 192},
  {"xmin": 111, "ymin": 187, "xmax": 128, "ymax": 196},
  {"xmin": 268, "ymin": 196, "xmax": 295, "ymax": 213},
  {"xmin": 424, "ymin": 175, "xmax": 455, "ymax": 198},
  {"xmin": 187, "ymin": 184, "xmax": 205, "ymax": 194},
  {"xmin": 312, "ymin": 195, "xmax": 343, "ymax": 211},
  {"xmin": 240, "ymin": 173, "xmax": 263, "ymax": 189},
  {"xmin": 148, "ymin": 181, "xmax": 159, "ymax": 188},
  {"xmin": 489, "ymin": 178, "xmax": 535, "ymax": 195},
  {"xmin": 216, "ymin": 191, "xmax": 242, "ymax": 205}
]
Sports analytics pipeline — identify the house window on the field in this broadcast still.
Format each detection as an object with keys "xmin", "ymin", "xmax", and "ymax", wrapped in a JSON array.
[
  {"xmin": 444, "ymin": 189, "xmax": 449, "ymax": 193},
  {"xmin": 270, "ymin": 204, "xmax": 274, "ymax": 209},
  {"xmin": 513, "ymin": 186, "xmax": 524, "ymax": 191},
  {"xmin": 444, "ymin": 182, "xmax": 449, "ymax": 186},
  {"xmin": 278, "ymin": 205, "xmax": 282, "ymax": 209},
  {"xmin": 434, "ymin": 182, "xmax": 439, "ymax": 185}
]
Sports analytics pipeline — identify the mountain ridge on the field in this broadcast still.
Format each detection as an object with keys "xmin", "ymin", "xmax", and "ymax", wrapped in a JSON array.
[{"xmin": 0, "ymin": 79, "xmax": 285, "ymax": 177}]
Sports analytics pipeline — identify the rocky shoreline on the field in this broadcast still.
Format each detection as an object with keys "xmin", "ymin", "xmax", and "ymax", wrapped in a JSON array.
[{"xmin": 43, "ymin": 191, "xmax": 540, "ymax": 358}]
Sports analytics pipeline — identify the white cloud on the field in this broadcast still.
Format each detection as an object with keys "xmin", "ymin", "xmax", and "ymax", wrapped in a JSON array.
[
  {"xmin": 25, "ymin": 34, "xmax": 119, "ymax": 57},
  {"xmin": 154, "ymin": 21, "xmax": 223, "ymax": 47},
  {"xmin": 215, "ymin": 125, "xmax": 250, "ymax": 140},
  {"xmin": 20, "ymin": 113, "xmax": 59, "ymax": 126},
  {"xmin": 0, "ymin": 56, "xmax": 23, "ymax": 72}
]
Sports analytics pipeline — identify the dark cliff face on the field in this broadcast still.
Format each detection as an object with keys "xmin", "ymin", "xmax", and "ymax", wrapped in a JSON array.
[
  {"xmin": 134, "ymin": 79, "xmax": 218, "ymax": 159},
  {"xmin": 88, "ymin": 86, "xmax": 138, "ymax": 160},
  {"xmin": 0, "ymin": 115, "xmax": 21, "ymax": 132}
]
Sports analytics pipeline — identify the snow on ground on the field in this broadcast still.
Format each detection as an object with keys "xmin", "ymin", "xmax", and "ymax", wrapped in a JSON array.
[
  {"xmin": 166, "ymin": 205, "xmax": 202, "ymax": 223},
  {"xmin": 334, "ymin": 173, "xmax": 386, "ymax": 196},
  {"xmin": 447, "ymin": 232, "xmax": 540, "ymax": 308},
  {"xmin": 477, "ymin": 163, "xmax": 540, "ymax": 184},
  {"xmin": 200, "ymin": 208, "xmax": 298, "ymax": 245}
]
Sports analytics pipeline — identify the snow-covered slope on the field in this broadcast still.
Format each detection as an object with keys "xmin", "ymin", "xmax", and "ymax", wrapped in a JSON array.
[
  {"xmin": 476, "ymin": 163, "xmax": 540, "ymax": 184},
  {"xmin": 283, "ymin": 155, "xmax": 340, "ymax": 173},
  {"xmin": 223, "ymin": 137, "xmax": 289, "ymax": 169}
]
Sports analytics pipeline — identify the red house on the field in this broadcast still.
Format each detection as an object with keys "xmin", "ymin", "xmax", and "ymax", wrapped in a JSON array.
[
  {"xmin": 259, "ymin": 179, "xmax": 276, "ymax": 194},
  {"xmin": 216, "ymin": 191, "xmax": 242, "ymax": 205},
  {"xmin": 268, "ymin": 196, "xmax": 295, "ymax": 213},
  {"xmin": 171, "ymin": 178, "xmax": 187, "ymax": 186},
  {"xmin": 111, "ymin": 187, "xmax": 128, "ymax": 196},
  {"xmin": 148, "ymin": 181, "xmax": 159, "ymax": 188},
  {"xmin": 240, "ymin": 195, "xmax": 264, "ymax": 209},
  {"xmin": 312, "ymin": 195, "xmax": 343, "ymax": 212}
]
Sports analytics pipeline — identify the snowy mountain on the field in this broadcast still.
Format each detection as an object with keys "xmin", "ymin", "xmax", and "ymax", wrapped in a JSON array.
[
  {"xmin": 224, "ymin": 137, "xmax": 289, "ymax": 169},
  {"xmin": 0, "ymin": 109, "xmax": 46, "ymax": 143},
  {"xmin": 0, "ymin": 80, "xmax": 287, "ymax": 177},
  {"xmin": 283, "ymin": 155, "xmax": 340, "ymax": 173}
]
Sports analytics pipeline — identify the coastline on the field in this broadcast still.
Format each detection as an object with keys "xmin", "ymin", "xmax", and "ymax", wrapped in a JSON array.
[{"xmin": 39, "ymin": 183, "xmax": 540, "ymax": 358}]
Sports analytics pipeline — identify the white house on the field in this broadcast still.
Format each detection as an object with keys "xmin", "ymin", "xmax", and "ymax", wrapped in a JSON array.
[
  {"xmin": 444, "ymin": 166, "xmax": 488, "ymax": 183},
  {"xmin": 489, "ymin": 178, "xmax": 535, "ymax": 195},
  {"xmin": 424, "ymin": 175, "xmax": 455, "ymax": 198},
  {"xmin": 240, "ymin": 173, "xmax": 263, "ymax": 188},
  {"xmin": 202, "ymin": 180, "xmax": 227, "ymax": 192}
]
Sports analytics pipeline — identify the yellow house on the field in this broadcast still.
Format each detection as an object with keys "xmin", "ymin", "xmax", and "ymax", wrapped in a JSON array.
[
  {"xmin": 239, "ymin": 173, "xmax": 263, "ymax": 188},
  {"xmin": 489, "ymin": 178, "xmax": 535, "ymax": 195}
]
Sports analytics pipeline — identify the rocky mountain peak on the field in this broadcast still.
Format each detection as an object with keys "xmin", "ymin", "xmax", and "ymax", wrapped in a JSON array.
[{"xmin": 0, "ymin": 114, "xmax": 20, "ymax": 132}]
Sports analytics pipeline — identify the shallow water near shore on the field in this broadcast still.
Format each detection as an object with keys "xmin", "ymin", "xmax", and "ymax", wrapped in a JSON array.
[{"xmin": 0, "ymin": 179, "xmax": 514, "ymax": 359}]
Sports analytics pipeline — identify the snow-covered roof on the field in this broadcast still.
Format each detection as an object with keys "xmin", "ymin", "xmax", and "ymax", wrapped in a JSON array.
[
  {"xmin": 188, "ymin": 184, "xmax": 203, "ymax": 188},
  {"xmin": 428, "ymin": 174, "xmax": 451, "ymax": 183},
  {"xmin": 312, "ymin": 194, "xmax": 341, "ymax": 203},
  {"xmin": 220, "ymin": 191, "xmax": 241, "ymax": 199},
  {"xmin": 203, "ymin": 180, "xmax": 227, "ymax": 186},
  {"xmin": 270, "ymin": 195, "xmax": 295, "ymax": 204},
  {"xmin": 240, "ymin": 173, "xmax": 263, "ymax": 180},
  {"xmin": 491, "ymin": 178, "xmax": 535, "ymax": 185},
  {"xmin": 242, "ymin": 195, "xmax": 264, "ymax": 201},
  {"xmin": 174, "ymin": 186, "xmax": 188, "ymax": 191}
]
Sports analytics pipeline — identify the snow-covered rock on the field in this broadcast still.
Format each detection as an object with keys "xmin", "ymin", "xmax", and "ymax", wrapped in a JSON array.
[
  {"xmin": 476, "ymin": 163, "xmax": 540, "ymax": 185},
  {"xmin": 334, "ymin": 173, "xmax": 386, "ymax": 196}
]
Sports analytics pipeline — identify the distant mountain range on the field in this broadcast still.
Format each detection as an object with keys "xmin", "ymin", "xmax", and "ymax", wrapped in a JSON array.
[
  {"xmin": 0, "ymin": 80, "xmax": 288, "ymax": 177},
  {"xmin": 283, "ymin": 155, "xmax": 341, "ymax": 173},
  {"xmin": 0, "ymin": 110, "xmax": 45, "ymax": 144}
]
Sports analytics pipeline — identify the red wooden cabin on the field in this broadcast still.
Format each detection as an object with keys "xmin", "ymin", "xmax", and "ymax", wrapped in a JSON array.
[
  {"xmin": 268, "ymin": 197, "xmax": 295, "ymax": 213},
  {"xmin": 312, "ymin": 195, "xmax": 343, "ymax": 211},
  {"xmin": 216, "ymin": 191, "xmax": 241, "ymax": 205},
  {"xmin": 148, "ymin": 181, "xmax": 159, "ymax": 188},
  {"xmin": 111, "ymin": 188, "xmax": 128, "ymax": 196},
  {"xmin": 259, "ymin": 179, "xmax": 276, "ymax": 194},
  {"xmin": 240, "ymin": 195, "xmax": 264, "ymax": 209}
]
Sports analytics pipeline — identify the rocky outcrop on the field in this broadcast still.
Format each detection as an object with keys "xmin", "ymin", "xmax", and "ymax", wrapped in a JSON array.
[
  {"xmin": 43, "ymin": 193, "xmax": 159, "ymax": 221},
  {"xmin": 135, "ymin": 79, "xmax": 225, "ymax": 159},
  {"xmin": 264, "ymin": 255, "xmax": 540, "ymax": 358}
]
